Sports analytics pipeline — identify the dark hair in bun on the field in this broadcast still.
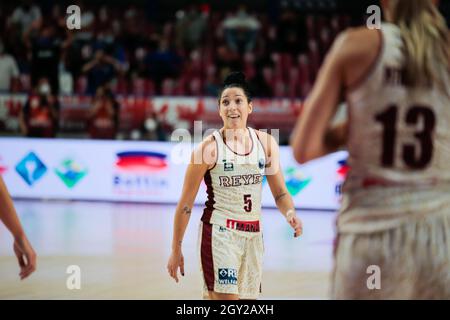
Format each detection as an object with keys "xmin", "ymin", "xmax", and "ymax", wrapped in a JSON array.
[{"xmin": 218, "ymin": 71, "xmax": 252, "ymax": 103}]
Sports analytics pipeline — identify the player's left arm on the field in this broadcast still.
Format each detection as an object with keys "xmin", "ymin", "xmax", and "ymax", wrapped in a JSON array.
[{"xmin": 259, "ymin": 131, "xmax": 303, "ymax": 237}]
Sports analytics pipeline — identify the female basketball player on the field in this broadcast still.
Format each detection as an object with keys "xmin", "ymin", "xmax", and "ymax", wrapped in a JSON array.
[
  {"xmin": 291, "ymin": 0, "xmax": 450, "ymax": 299},
  {"xmin": 0, "ymin": 176, "xmax": 37, "ymax": 279},
  {"xmin": 167, "ymin": 72, "xmax": 303, "ymax": 300}
]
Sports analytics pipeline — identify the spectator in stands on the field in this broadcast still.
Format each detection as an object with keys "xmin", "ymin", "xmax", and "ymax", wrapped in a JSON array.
[
  {"xmin": 0, "ymin": 39, "xmax": 20, "ymax": 93},
  {"xmin": 24, "ymin": 22, "xmax": 70, "ymax": 95},
  {"xmin": 64, "ymin": 1, "xmax": 95, "ymax": 82},
  {"xmin": 19, "ymin": 77, "xmax": 59, "ymax": 138},
  {"xmin": 250, "ymin": 69, "xmax": 273, "ymax": 97},
  {"xmin": 222, "ymin": 5, "xmax": 261, "ymax": 54},
  {"xmin": 215, "ymin": 44, "xmax": 242, "ymax": 82},
  {"xmin": 175, "ymin": 5, "xmax": 208, "ymax": 52},
  {"xmin": 204, "ymin": 67, "xmax": 220, "ymax": 97},
  {"xmin": 10, "ymin": 0, "xmax": 41, "ymax": 37},
  {"xmin": 72, "ymin": 0, "xmax": 95, "ymax": 42},
  {"xmin": 88, "ymin": 85, "xmax": 119, "ymax": 139},
  {"xmin": 140, "ymin": 111, "xmax": 166, "ymax": 141},
  {"xmin": 276, "ymin": 7, "xmax": 308, "ymax": 56},
  {"xmin": 145, "ymin": 38, "xmax": 182, "ymax": 94},
  {"xmin": 82, "ymin": 48, "xmax": 123, "ymax": 96}
]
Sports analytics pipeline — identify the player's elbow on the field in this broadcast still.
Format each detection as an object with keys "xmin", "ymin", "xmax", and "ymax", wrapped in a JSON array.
[
  {"xmin": 293, "ymin": 148, "xmax": 307, "ymax": 165},
  {"xmin": 291, "ymin": 138, "xmax": 311, "ymax": 164},
  {"xmin": 293, "ymin": 150, "xmax": 314, "ymax": 165},
  {"xmin": 292, "ymin": 144, "xmax": 324, "ymax": 164}
]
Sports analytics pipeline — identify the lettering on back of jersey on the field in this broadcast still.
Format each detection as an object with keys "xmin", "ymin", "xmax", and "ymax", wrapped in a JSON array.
[{"xmin": 384, "ymin": 67, "xmax": 406, "ymax": 86}]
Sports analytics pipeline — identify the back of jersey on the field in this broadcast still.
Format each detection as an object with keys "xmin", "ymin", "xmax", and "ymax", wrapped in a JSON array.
[{"xmin": 340, "ymin": 22, "xmax": 450, "ymax": 233}]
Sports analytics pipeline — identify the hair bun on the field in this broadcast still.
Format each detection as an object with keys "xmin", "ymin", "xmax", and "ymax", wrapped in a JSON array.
[{"xmin": 224, "ymin": 71, "xmax": 246, "ymax": 86}]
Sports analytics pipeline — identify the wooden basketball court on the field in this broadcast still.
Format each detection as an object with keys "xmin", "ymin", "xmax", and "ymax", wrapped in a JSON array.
[{"xmin": 0, "ymin": 201, "xmax": 334, "ymax": 299}]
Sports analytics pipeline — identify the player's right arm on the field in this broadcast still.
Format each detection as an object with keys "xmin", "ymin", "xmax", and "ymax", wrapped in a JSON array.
[
  {"xmin": 167, "ymin": 135, "xmax": 216, "ymax": 283},
  {"xmin": 0, "ymin": 177, "xmax": 37, "ymax": 279}
]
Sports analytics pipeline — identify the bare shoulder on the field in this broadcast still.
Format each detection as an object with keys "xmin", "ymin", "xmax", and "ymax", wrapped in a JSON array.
[
  {"xmin": 254, "ymin": 129, "xmax": 275, "ymax": 142},
  {"xmin": 332, "ymin": 27, "xmax": 381, "ymax": 63},
  {"xmin": 202, "ymin": 133, "xmax": 217, "ymax": 154},
  {"xmin": 192, "ymin": 133, "xmax": 217, "ymax": 168},
  {"xmin": 329, "ymin": 27, "xmax": 382, "ymax": 88},
  {"xmin": 254, "ymin": 129, "xmax": 278, "ymax": 157}
]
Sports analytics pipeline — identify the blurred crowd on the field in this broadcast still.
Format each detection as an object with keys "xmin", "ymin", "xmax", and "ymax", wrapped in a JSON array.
[
  {"xmin": 0, "ymin": 0, "xmax": 363, "ymax": 100},
  {"xmin": 1, "ymin": 0, "xmax": 448, "ymax": 140}
]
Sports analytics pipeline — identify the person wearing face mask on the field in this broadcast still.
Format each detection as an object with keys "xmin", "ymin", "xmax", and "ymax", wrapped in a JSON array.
[
  {"xmin": 0, "ymin": 40, "xmax": 20, "ymax": 93},
  {"xmin": 167, "ymin": 72, "xmax": 303, "ymax": 300},
  {"xmin": 19, "ymin": 78, "xmax": 59, "ymax": 138},
  {"xmin": 88, "ymin": 85, "xmax": 119, "ymax": 139}
]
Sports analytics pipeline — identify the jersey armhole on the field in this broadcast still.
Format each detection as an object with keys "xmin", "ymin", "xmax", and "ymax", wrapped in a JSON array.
[
  {"xmin": 346, "ymin": 28, "xmax": 384, "ymax": 94},
  {"xmin": 207, "ymin": 133, "xmax": 219, "ymax": 171},
  {"xmin": 254, "ymin": 129, "xmax": 269, "ymax": 166}
]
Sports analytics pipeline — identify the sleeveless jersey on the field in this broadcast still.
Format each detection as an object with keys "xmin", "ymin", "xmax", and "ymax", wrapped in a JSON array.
[
  {"xmin": 201, "ymin": 127, "xmax": 267, "ymax": 232},
  {"xmin": 339, "ymin": 22, "xmax": 450, "ymax": 233}
]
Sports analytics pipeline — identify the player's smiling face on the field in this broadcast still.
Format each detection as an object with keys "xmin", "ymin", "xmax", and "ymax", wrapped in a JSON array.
[{"xmin": 219, "ymin": 87, "xmax": 252, "ymax": 129}]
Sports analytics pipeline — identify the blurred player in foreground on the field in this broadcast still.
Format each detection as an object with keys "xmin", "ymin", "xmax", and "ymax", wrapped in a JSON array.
[{"xmin": 291, "ymin": 0, "xmax": 450, "ymax": 299}]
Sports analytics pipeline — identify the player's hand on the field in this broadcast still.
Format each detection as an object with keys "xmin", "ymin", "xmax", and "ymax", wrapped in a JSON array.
[
  {"xmin": 288, "ymin": 215, "xmax": 303, "ymax": 238},
  {"xmin": 13, "ymin": 234, "xmax": 37, "ymax": 280},
  {"xmin": 167, "ymin": 250, "xmax": 184, "ymax": 283}
]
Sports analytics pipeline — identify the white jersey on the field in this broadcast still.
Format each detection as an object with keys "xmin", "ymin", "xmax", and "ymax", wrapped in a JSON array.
[
  {"xmin": 339, "ymin": 22, "xmax": 450, "ymax": 233},
  {"xmin": 201, "ymin": 127, "xmax": 266, "ymax": 231}
]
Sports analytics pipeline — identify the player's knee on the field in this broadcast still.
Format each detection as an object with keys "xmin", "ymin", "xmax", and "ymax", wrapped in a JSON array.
[{"xmin": 208, "ymin": 291, "xmax": 239, "ymax": 300}]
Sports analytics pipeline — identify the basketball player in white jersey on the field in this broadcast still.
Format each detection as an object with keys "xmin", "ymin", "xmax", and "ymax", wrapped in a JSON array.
[
  {"xmin": 291, "ymin": 0, "xmax": 450, "ymax": 299},
  {"xmin": 0, "ymin": 176, "xmax": 37, "ymax": 279},
  {"xmin": 167, "ymin": 72, "xmax": 303, "ymax": 300}
]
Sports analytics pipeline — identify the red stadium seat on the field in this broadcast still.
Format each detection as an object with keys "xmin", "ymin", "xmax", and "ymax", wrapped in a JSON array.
[
  {"xmin": 297, "ymin": 54, "xmax": 312, "ymax": 97},
  {"xmin": 75, "ymin": 76, "xmax": 88, "ymax": 95},
  {"xmin": 287, "ymin": 67, "xmax": 299, "ymax": 98},
  {"xmin": 307, "ymin": 39, "xmax": 321, "ymax": 81},
  {"xmin": 114, "ymin": 77, "xmax": 129, "ymax": 95},
  {"xmin": 280, "ymin": 53, "xmax": 293, "ymax": 81},
  {"xmin": 189, "ymin": 77, "xmax": 202, "ymax": 96},
  {"xmin": 162, "ymin": 78, "xmax": 176, "ymax": 96},
  {"xmin": 273, "ymin": 76, "xmax": 285, "ymax": 98},
  {"xmin": 243, "ymin": 52, "xmax": 256, "ymax": 78},
  {"xmin": 262, "ymin": 67, "xmax": 275, "ymax": 87},
  {"xmin": 132, "ymin": 78, "xmax": 145, "ymax": 95},
  {"xmin": 19, "ymin": 74, "xmax": 31, "ymax": 92}
]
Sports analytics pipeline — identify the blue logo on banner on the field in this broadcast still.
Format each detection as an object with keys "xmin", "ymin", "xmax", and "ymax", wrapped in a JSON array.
[
  {"xmin": 218, "ymin": 268, "xmax": 237, "ymax": 285},
  {"xmin": 15, "ymin": 152, "xmax": 47, "ymax": 186}
]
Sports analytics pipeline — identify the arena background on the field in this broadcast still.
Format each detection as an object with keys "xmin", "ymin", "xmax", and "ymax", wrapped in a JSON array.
[{"xmin": 0, "ymin": 0, "xmax": 449, "ymax": 299}]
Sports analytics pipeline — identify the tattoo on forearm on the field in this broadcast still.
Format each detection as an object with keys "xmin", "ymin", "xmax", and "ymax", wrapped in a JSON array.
[
  {"xmin": 275, "ymin": 193, "xmax": 287, "ymax": 202},
  {"xmin": 182, "ymin": 206, "xmax": 192, "ymax": 215},
  {"xmin": 178, "ymin": 240, "xmax": 182, "ymax": 247}
]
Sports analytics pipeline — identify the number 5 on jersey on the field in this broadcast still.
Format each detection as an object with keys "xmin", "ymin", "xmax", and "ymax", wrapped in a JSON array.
[{"xmin": 243, "ymin": 194, "xmax": 252, "ymax": 212}]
